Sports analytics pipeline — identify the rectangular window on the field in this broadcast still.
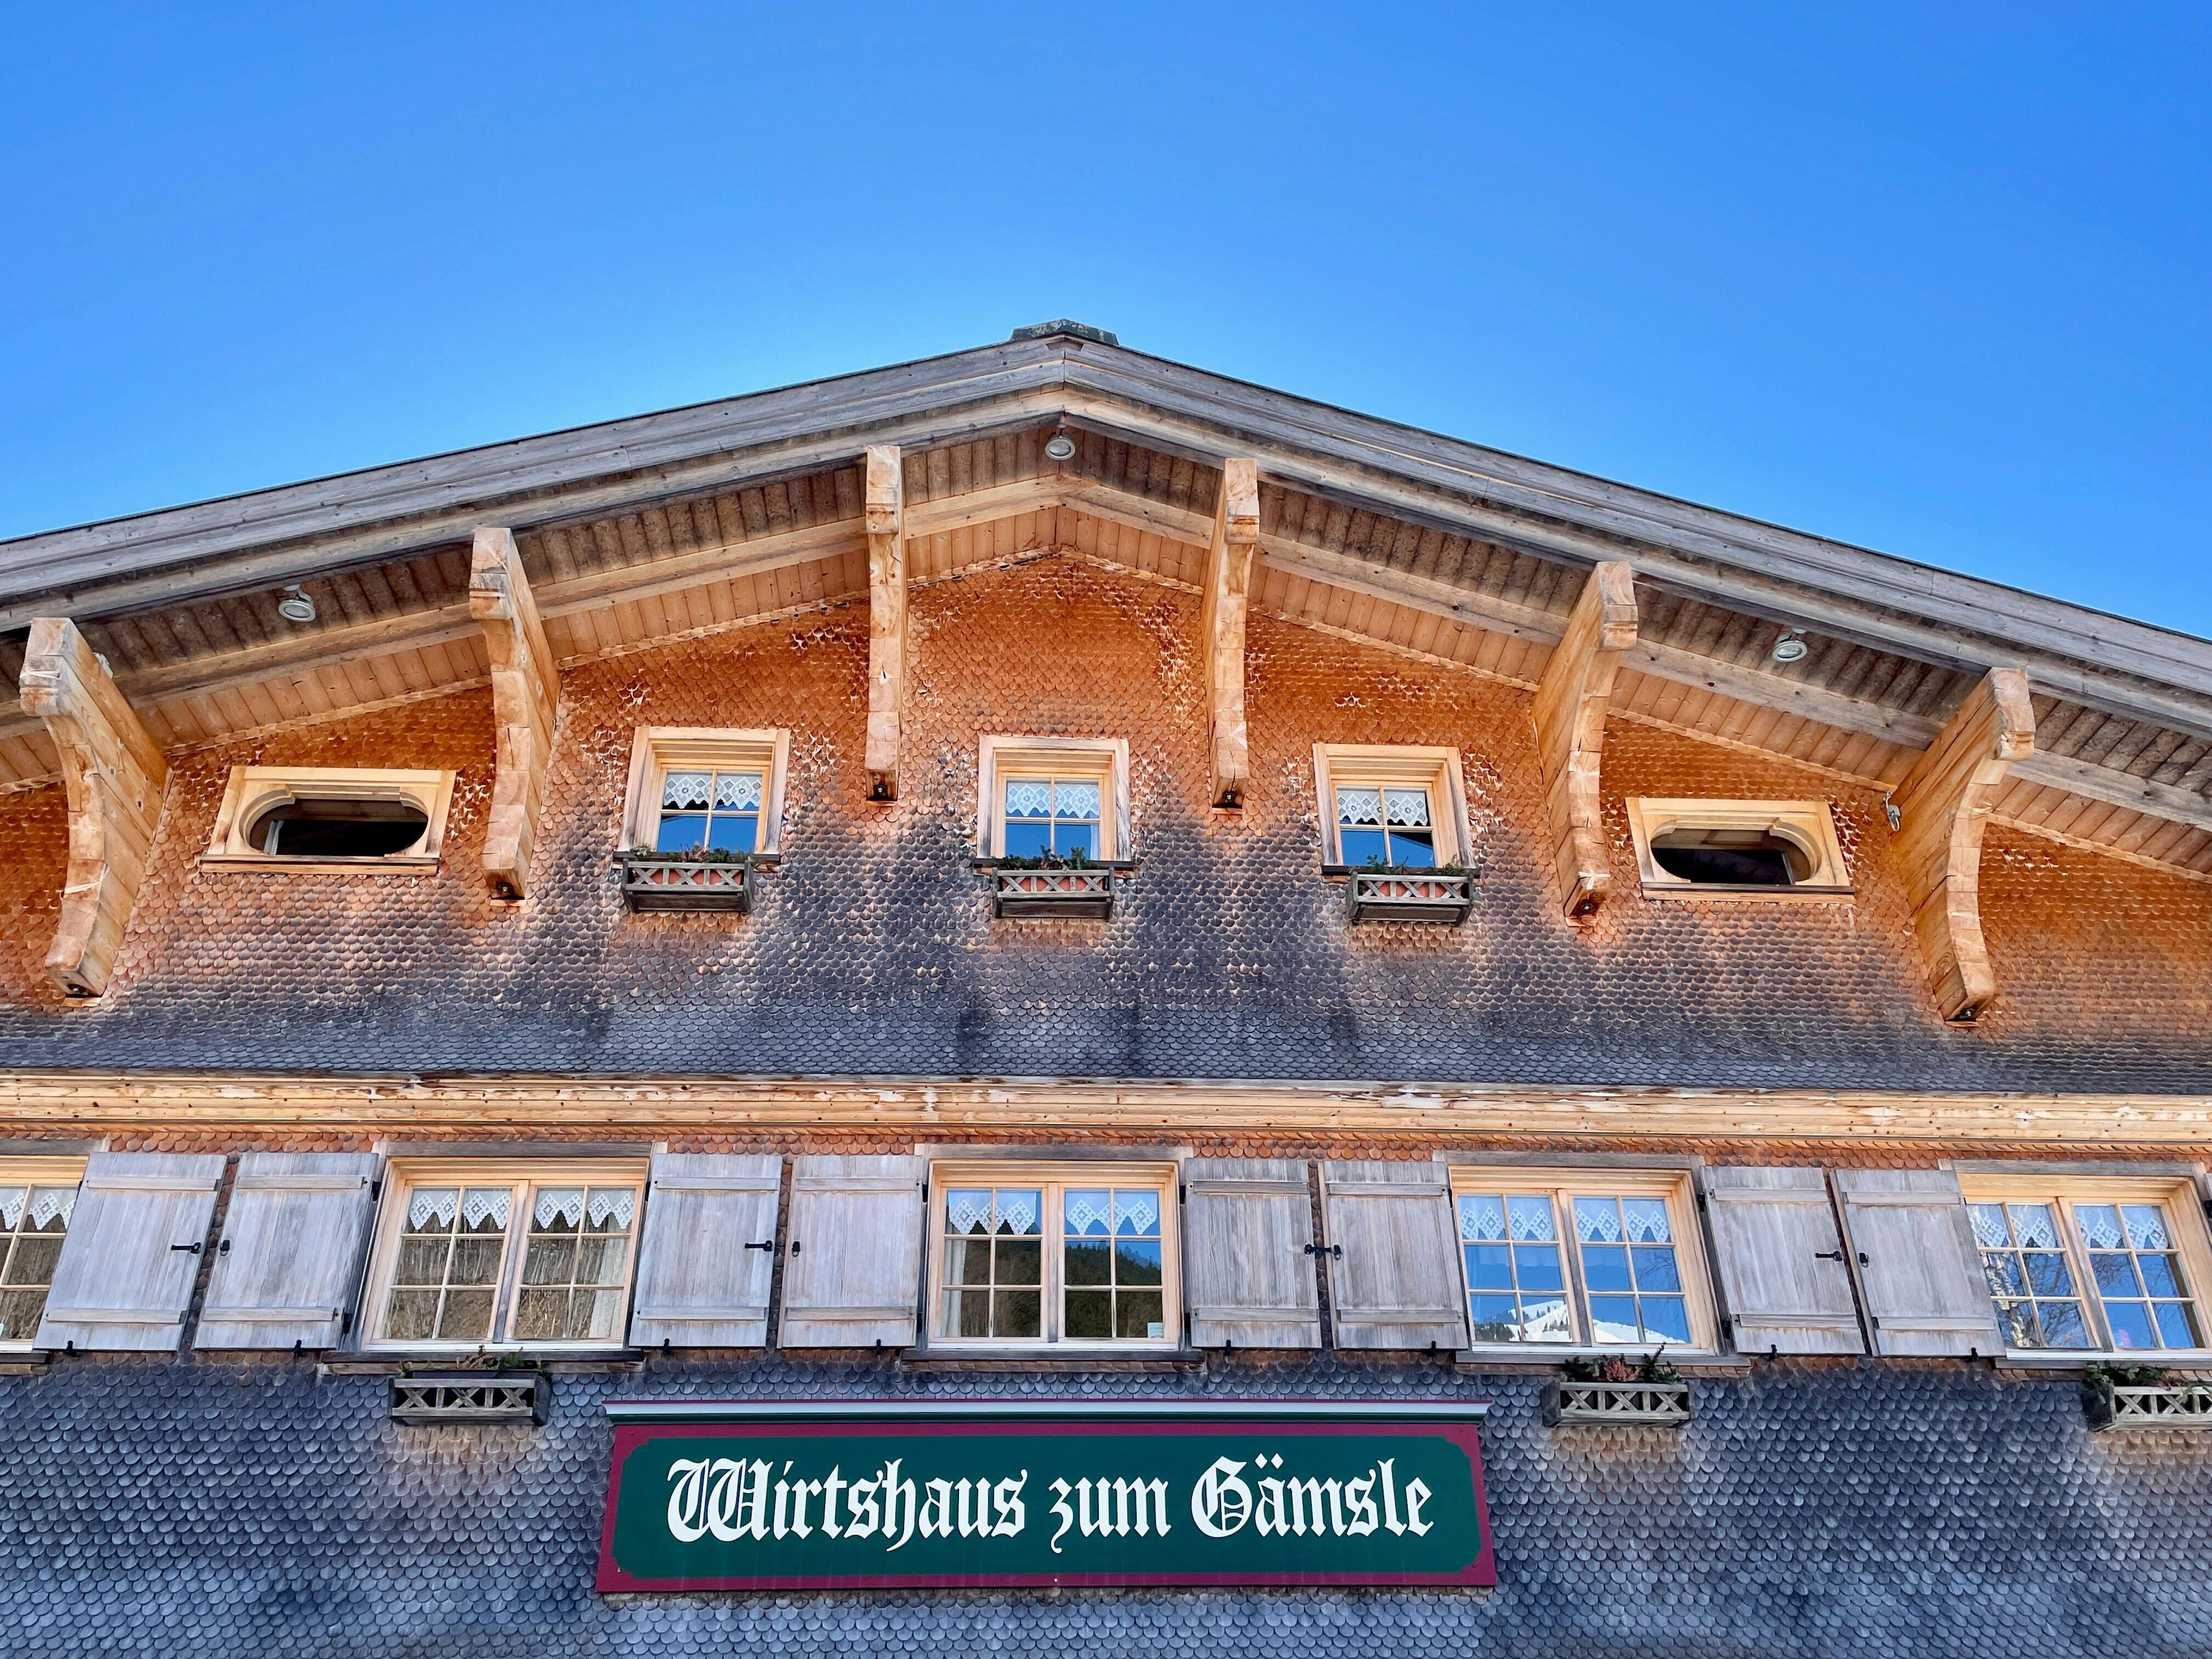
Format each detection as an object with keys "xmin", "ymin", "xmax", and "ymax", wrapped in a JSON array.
[
  {"xmin": 0, "ymin": 1176, "xmax": 78, "ymax": 1345},
  {"xmin": 619, "ymin": 729, "xmax": 790, "ymax": 857},
  {"xmin": 366, "ymin": 1164, "xmax": 645, "ymax": 1351},
  {"xmin": 1449, "ymin": 1170, "xmax": 1714, "ymax": 1351},
  {"xmin": 1312, "ymin": 745, "xmax": 1471, "ymax": 870},
  {"xmin": 977, "ymin": 738, "xmax": 1128, "ymax": 861},
  {"xmin": 1962, "ymin": 1178, "xmax": 2210, "ymax": 1355},
  {"xmin": 929, "ymin": 1165, "xmax": 1175, "ymax": 1349}
]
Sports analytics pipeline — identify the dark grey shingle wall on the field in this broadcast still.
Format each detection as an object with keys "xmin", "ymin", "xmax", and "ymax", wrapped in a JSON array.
[{"xmin": 4, "ymin": 1355, "xmax": 2209, "ymax": 1658}]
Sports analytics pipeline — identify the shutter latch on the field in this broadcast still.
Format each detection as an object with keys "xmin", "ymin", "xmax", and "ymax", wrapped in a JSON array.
[
  {"xmin": 1304, "ymin": 1243, "xmax": 1341, "ymax": 1260},
  {"xmin": 170, "ymin": 1242, "xmax": 202, "ymax": 1254},
  {"xmin": 1815, "ymin": 1250, "xmax": 1844, "ymax": 1261},
  {"xmin": 744, "ymin": 1239, "xmax": 775, "ymax": 1251}
]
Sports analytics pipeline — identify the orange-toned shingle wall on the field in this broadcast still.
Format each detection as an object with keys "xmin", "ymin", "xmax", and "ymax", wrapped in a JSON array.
[{"xmin": 0, "ymin": 554, "xmax": 2206, "ymax": 1087}]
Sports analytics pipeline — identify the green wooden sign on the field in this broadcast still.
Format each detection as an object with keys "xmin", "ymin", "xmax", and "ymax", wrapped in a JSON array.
[{"xmin": 597, "ymin": 1401, "xmax": 1493, "ymax": 1590}]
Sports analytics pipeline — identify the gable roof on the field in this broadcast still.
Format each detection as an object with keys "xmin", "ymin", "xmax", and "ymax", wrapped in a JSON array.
[{"xmin": 3, "ymin": 325, "xmax": 2209, "ymax": 874}]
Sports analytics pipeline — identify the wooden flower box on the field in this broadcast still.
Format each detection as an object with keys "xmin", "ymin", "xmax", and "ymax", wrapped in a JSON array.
[
  {"xmin": 992, "ymin": 866, "xmax": 1116, "ymax": 919},
  {"xmin": 2085, "ymin": 1381, "xmax": 2212, "ymax": 1431},
  {"xmin": 388, "ymin": 1371, "xmax": 549, "ymax": 1426},
  {"xmin": 620, "ymin": 854, "xmax": 754, "ymax": 913},
  {"xmin": 1542, "ymin": 1378, "xmax": 1692, "ymax": 1426},
  {"xmin": 1345, "ymin": 868, "xmax": 1474, "ymax": 925}
]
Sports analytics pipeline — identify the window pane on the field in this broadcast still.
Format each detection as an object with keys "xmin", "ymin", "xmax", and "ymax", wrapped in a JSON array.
[
  {"xmin": 1514, "ymin": 1245, "xmax": 1565, "ymax": 1293},
  {"xmin": 2120, "ymin": 1205, "xmax": 2171, "ymax": 1249},
  {"xmin": 2155, "ymin": 1301, "xmax": 2199, "ymax": 1347},
  {"xmin": 997, "ymin": 1239, "xmax": 1041, "ymax": 1287},
  {"xmin": 1053, "ymin": 779, "xmax": 1101, "ymax": 821},
  {"xmin": 2036, "ymin": 1300, "xmax": 2094, "ymax": 1350},
  {"xmin": 1383, "ymin": 788, "xmax": 1431, "ymax": 827},
  {"xmin": 2106, "ymin": 1301, "xmax": 2158, "ymax": 1350},
  {"xmin": 2, "ymin": 1235, "xmax": 63, "ymax": 1289},
  {"xmin": 1002, "ymin": 820, "xmax": 1051, "ymax": 858},
  {"xmin": 1065, "ymin": 1289, "xmax": 1113, "ymax": 1339},
  {"xmin": 944, "ymin": 1236, "xmax": 991, "ymax": 1286},
  {"xmin": 392, "ymin": 1235, "xmax": 452, "ymax": 1288},
  {"xmin": 1118, "ymin": 1291, "xmax": 1165, "ymax": 1341},
  {"xmin": 994, "ymin": 1289, "xmax": 1041, "ymax": 1338},
  {"xmin": 944, "ymin": 1289, "xmax": 989, "ymax": 1339},
  {"xmin": 1587, "ymin": 1296, "xmax": 1642, "ymax": 1343},
  {"xmin": 436, "ymin": 1288, "xmax": 496, "ymax": 1343},
  {"xmin": 1052, "ymin": 821, "xmax": 1097, "ymax": 857},
  {"xmin": 1005, "ymin": 780, "xmax": 1052, "ymax": 819},
  {"xmin": 1385, "ymin": 827, "xmax": 1436, "ymax": 867},
  {"xmin": 1065, "ymin": 1239, "xmax": 1111, "ymax": 1287},
  {"xmin": 945, "ymin": 1189, "xmax": 995, "ymax": 1236},
  {"xmin": 2090, "ymin": 1252, "xmax": 2142, "ymax": 1299},
  {"xmin": 706, "ymin": 815, "xmax": 758, "ymax": 853},
  {"xmin": 713, "ymin": 771, "xmax": 763, "ymax": 812},
  {"xmin": 1631, "ymin": 1245, "xmax": 1683, "ymax": 1294},
  {"xmin": 522, "ymin": 1235, "xmax": 580, "ymax": 1287},
  {"xmin": 1338, "ymin": 827, "xmax": 1389, "ymax": 865},
  {"xmin": 1466, "ymin": 1243, "xmax": 1514, "ymax": 1291},
  {"xmin": 1580, "ymin": 1245, "xmax": 1633, "ymax": 1293},
  {"xmin": 512, "ymin": 1288, "xmax": 570, "ymax": 1342},
  {"xmin": 1116, "ymin": 1239, "xmax": 1163, "ymax": 1287},
  {"xmin": 449, "ymin": 1235, "xmax": 506, "ymax": 1288},
  {"xmin": 2025, "ymin": 1252, "xmax": 2078, "ymax": 1297},
  {"xmin": 1639, "ymin": 1297, "xmax": 1692, "ymax": 1344},
  {"xmin": 1336, "ymin": 787, "xmax": 1383, "ymax": 826},
  {"xmin": 0, "ymin": 1288, "xmax": 50, "ymax": 1342},
  {"xmin": 382, "ymin": 1288, "xmax": 441, "ymax": 1343},
  {"xmin": 654, "ymin": 814, "xmax": 708, "ymax": 852},
  {"xmin": 662, "ymin": 771, "xmax": 712, "ymax": 811},
  {"xmin": 1459, "ymin": 1194, "xmax": 1506, "ymax": 1242}
]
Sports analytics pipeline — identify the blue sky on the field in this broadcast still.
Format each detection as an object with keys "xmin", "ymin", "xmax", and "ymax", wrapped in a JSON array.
[{"xmin": 3, "ymin": 4, "xmax": 2207, "ymax": 634}]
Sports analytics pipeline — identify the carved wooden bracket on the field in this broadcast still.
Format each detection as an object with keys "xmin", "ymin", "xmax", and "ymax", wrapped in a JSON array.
[
  {"xmin": 863, "ymin": 444, "xmax": 906, "ymax": 800},
  {"xmin": 18, "ymin": 618, "xmax": 168, "ymax": 996},
  {"xmin": 1200, "ymin": 458, "xmax": 1262, "ymax": 808},
  {"xmin": 1531, "ymin": 561, "xmax": 1639, "ymax": 919},
  {"xmin": 1890, "ymin": 667, "xmax": 2036, "ymax": 1022},
  {"xmin": 469, "ymin": 526, "xmax": 558, "ymax": 899}
]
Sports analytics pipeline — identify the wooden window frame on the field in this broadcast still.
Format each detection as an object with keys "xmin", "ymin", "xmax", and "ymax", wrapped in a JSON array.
[
  {"xmin": 618, "ymin": 727, "xmax": 791, "ymax": 858},
  {"xmin": 201, "ymin": 765, "xmax": 456, "ymax": 875},
  {"xmin": 976, "ymin": 736, "xmax": 1131, "ymax": 863},
  {"xmin": 1624, "ymin": 797, "xmax": 1852, "ymax": 900},
  {"xmin": 923, "ymin": 1159, "xmax": 1180, "ymax": 1353},
  {"xmin": 1957, "ymin": 1172, "xmax": 2212, "ymax": 1361},
  {"xmin": 0, "ymin": 1156, "xmax": 88, "ymax": 1351},
  {"xmin": 1312, "ymin": 744, "xmax": 1474, "ymax": 870},
  {"xmin": 1444, "ymin": 1166, "xmax": 1721, "ymax": 1356},
  {"xmin": 358, "ymin": 1158, "xmax": 647, "ymax": 1355}
]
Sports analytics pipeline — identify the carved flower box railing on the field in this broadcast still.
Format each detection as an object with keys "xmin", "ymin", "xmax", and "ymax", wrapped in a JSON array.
[
  {"xmin": 2085, "ymin": 1381, "xmax": 2212, "ymax": 1431},
  {"xmin": 388, "ymin": 1371, "xmax": 550, "ymax": 1426},
  {"xmin": 1542, "ymin": 1378, "xmax": 1692, "ymax": 1426},
  {"xmin": 619, "ymin": 853, "xmax": 754, "ymax": 913},
  {"xmin": 1345, "ymin": 868, "xmax": 1474, "ymax": 926},
  {"xmin": 992, "ymin": 866, "xmax": 1117, "ymax": 919}
]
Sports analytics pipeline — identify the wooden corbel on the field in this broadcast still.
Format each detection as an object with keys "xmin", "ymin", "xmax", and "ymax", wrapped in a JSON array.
[
  {"xmin": 1199, "ymin": 458, "xmax": 1261, "ymax": 809},
  {"xmin": 19, "ymin": 617, "xmax": 169, "ymax": 996},
  {"xmin": 863, "ymin": 444, "xmax": 905, "ymax": 801},
  {"xmin": 1889, "ymin": 667, "xmax": 2036, "ymax": 1022},
  {"xmin": 469, "ymin": 526, "xmax": 558, "ymax": 899},
  {"xmin": 1530, "ymin": 561, "xmax": 1639, "ymax": 919}
]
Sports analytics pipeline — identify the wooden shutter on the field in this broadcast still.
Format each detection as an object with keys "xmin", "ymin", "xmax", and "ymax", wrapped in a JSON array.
[
  {"xmin": 1183, "ymin": 1159, "xmax": 1322, "ymax": 1349},
  {"xmin": 195, "ymin": 1153, "xmax": 380, "ymax": 1350},
  {"xmin": 1832, "ymin": 1167, "xmax": 2003, "ymax": 1356},
  {"xmin": 778, "ymin": 1155, "xmax": 925, "ymax": 1348},
  {"xmin": 1319, "ymin": 1160, "xmax": 1468, "ymax": 1351},
  {"xmin": 1702, "ymin": 1165, "xmax": 1865, "ymax": 1356},
  {"xmin": 35, "ymin": 1152, "xmax": 225, "ymax": 1352},
  {"xmin": 628, "ymin": 1154, "xmax": 782, "ymax": 1348}
]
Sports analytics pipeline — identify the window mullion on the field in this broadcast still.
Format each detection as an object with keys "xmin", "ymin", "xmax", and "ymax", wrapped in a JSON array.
[
  {"xmin": 1555, "ymin": 1187, "xmax": 1595, "ymax": 1346},
  {"xmin": 1045, "ymin": 1183, "xmax": 1064, "ymax": 1346},
  {"xmin": 2058, "ymin": 1198, "xmax": 2117, "ymax": 1353}
]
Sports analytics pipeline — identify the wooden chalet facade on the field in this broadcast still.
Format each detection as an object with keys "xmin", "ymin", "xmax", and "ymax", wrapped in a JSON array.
[{"xmin": 2, "ymin": 322, "xmax": 2210, "ymax": 1654}]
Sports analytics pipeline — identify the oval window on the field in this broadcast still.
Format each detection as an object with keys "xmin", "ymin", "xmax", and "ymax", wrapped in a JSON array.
[
  {"xmin": 1650, "ymin": 826, "xmax": 1813, "ymax": 887},
  {"xmin": 247, "ymin": 797, "xmax": 429, "ymax": 859}
]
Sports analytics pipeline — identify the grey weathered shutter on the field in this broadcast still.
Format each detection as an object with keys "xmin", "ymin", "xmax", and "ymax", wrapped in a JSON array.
[
  {"xmin": 35, "ymin": 1152, "xmax": 225, "ymax": 1352},
  {"xmin": 628, "ymin": 1154, "xmax": 782, "ymax": 1348},
  {"xmin": 1319, "ymin": 1160, "xmax": 1468, "ymax": 1351},
  {"xmin": 1832, "ymin": 1167, "xmax": 2003, "ymax": 1357},
  {"xmin": 778, "ymin": 1155, "xmax": 925, "ymax": 1348},
  {"xmin": 195, "ymin": 1152, "xmax": 381, "ymax": 1350},
  {"xmin": 1702, "ymin": 1165, "xmax": 1865, "ymax": 1355},
  {"xmin": 1183, "ymin": 1159, "xmax": 1322, "ymax": 1348}
]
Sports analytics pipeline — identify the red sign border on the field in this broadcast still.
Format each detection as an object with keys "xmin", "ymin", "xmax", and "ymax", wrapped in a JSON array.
[{"xmin": 595, "ymin": 1411, "xmax": 1496, "ymax": 1592}]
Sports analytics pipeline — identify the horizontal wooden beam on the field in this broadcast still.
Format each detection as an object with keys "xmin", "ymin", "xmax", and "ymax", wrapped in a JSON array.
[
  {"xmin": 0, "ymin": 1069, "xmax": 2208, "ymax": 1148},
  {"xmin": 2008, "ymin": 749, "xmax": 2212, "ymax": 836}
]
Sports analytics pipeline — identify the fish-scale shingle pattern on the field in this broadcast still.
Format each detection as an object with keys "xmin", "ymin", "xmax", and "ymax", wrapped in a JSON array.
[
  {"xmin": 1, "ymin": 558, "xmax": 2209, "ymax": 1091},
  {"xmin": 3, "ymin": 1355, "xmax": 2210, "ymax": 1657}
]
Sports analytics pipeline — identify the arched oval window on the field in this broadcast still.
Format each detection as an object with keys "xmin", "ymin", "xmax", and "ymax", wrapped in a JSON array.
[
  {"xmin": 1648, "ymin": 825, "xmax": 1815, "ymax": 887},
  {"xmin": 246, "ymin": 797, "xmax": 430, "ymax": 859}
]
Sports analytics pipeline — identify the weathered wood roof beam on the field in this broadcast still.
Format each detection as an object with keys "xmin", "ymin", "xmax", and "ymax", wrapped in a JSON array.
[
  {"xmin": 1199, "ymin": 460, "xmax": 1262, "ymax": 808},
  {"xmin": 1889, "ymin": 668, "xmax": 2038, "ymax": 1022},
  {"xmin": 1531, "ymin": 563, "xmax": 1639, "ymax": 918},
  {"xmin": 863, "ymin": 445, "xmax": 906, "ymax": 800},
  {"xmin": 16, "ymin": 619, "xmax": 168, "ymax": 995},
  {"xmin": 469, "ymin": 528, "xmax": 558, "ymax": 899}
]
